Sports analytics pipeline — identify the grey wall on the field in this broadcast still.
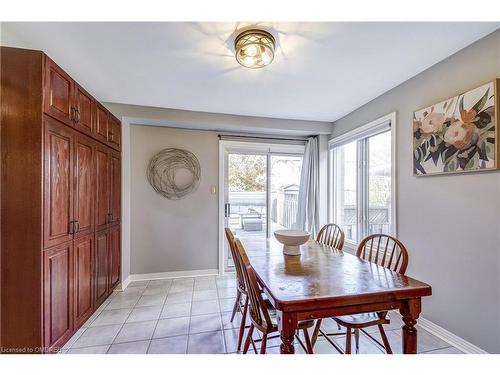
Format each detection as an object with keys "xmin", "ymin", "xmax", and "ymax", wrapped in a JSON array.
[
  {"xmin": 331, "ymin": 29, "xmax": 500, "ymax": 352},
  {"xmin": 105, "ymin": 102, "xmax": 332, "ymax": 137},
  {"xmin": 104, "ymin": 102, "xmax": 332, "ymax": 284},
  {"xmin": 130, "ymin": 125, "xmax": 219, "ymax": 274}
]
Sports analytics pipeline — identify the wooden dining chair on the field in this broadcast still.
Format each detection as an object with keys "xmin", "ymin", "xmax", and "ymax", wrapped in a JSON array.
[
  {"xmin": 234, "ymin": 239, "xmax": 316, "ymax": 354},
  {"xmin": 224, "ymin": 228, "xmax": 250, "ymax": 352},
  {"xmin": 332, "ymin": 234, "xmax": 409, "ymax": 354},
  {"xmin": 316, "ymin": 223, "xmax": 345, "ymax": 250},
  {"xmin": 311, "ymin": 224, "xmax": 345, "ymax": 347}
]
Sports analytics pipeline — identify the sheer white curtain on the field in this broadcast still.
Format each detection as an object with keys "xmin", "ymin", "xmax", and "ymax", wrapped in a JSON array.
[{"xmin": 296, "ymin": 136, "xmax": 319, "ymax": 236}]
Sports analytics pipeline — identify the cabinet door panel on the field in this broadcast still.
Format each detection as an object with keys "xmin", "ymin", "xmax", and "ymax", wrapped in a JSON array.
[
  {"xmin": 95, "ymin": 104, "xmax": 109, "ymax": 143},
  {"xmin": 74, "ymin": 84, "xmax": 94, "ymax": 136},
  {"xmin": 74, "ymin": 134, "xmax": 94, "ymax": 238},
  {"xmin": 44, "ymin": 116, "xmax": 74, "ymax": 248},
  {"xmin": 95, "ymin": 145, "xmax": 110, "ymax": 231},
  {"xmin": 109, "ymin": 226, "xmax": 120, "ymax": 289},
  {"xmin": 95, "ymin": 230, "xmax": 109, "ymax": 305},
  {"xmin": 74, "ymin": 235, "xmax": 94, "ymax": 327},
  {"xmin": 108, "ymin": 115, "xmax": 121, "ymax": 150},
  {"xmin": 43, "ymin": 242, "xmax": 73, "ymax": 351},
  {"xmin": 44, "ymin": 56, "xmax": 74, "ymax": 126},
  {"xmin": 110, "ymin": 152, "xmax": 121, "ymax": 226}
]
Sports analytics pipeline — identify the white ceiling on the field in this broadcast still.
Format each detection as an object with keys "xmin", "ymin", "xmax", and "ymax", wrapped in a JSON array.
[{"xmin": 2, "ymin": 22, "xmax": 498, "ymax": 122}]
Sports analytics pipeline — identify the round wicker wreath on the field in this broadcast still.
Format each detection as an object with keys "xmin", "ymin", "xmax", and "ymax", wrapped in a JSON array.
[{"xmin": 146, "ymin": 148, "xmax": 201, "ymax": 200}]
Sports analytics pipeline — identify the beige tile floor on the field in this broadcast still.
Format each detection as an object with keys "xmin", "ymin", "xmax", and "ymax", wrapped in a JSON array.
[{"xmin": 60, "ymin": 274, "xmax": 463, "ymax": 354}]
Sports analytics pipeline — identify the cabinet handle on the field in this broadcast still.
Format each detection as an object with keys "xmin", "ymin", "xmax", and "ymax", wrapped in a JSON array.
[
  {"xmin": 75, "ymin": 109, "xmax": 80, "ymax": 124},
  {"xmin": 70, "ymin": 107, "xmax": 75, "ymax": 121},
  {"xmin": 107, "ymin": 213, "xmax": 113, "ymax": 223},
  {"xmin": 69, "ymin": 220, "xmax": 75, "ymax": 234},
  {"xmin": 74, "ymin": 220, "xmax": 80, "ymax": 233},
  {"xmin": 109, "ymin": 131, "xmax": 114, "ymax": 142}
]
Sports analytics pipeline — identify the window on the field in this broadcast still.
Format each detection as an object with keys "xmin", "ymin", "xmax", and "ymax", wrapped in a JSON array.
[{"xmin": 329, "ymin": 113, "xmax": 396, "ymax": 249}]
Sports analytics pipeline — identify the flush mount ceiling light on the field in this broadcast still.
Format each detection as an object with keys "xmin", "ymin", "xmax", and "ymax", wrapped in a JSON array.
[{"xmin": 234, "ymin": 29, "xmax": 275, "ymax": 69}]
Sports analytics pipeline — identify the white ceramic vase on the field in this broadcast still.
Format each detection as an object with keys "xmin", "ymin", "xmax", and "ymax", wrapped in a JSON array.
[{"xmin": 273, "ymin": 229, "xmax": 310, "ymax": 256}]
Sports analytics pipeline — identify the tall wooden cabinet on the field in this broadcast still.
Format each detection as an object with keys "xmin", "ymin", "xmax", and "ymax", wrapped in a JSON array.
[{"xmin": 1, "ymin": 47, "xmax": 122, "ymax": 353}]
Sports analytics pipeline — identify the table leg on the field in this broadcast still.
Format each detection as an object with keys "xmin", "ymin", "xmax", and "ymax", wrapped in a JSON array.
[
  {"xmin": 399, "ymin": 298, "xmax": 421, "ymax": 354},
  {"xmin": 277, "ymin": 311, "xmax": 297, "ymax": 354}
]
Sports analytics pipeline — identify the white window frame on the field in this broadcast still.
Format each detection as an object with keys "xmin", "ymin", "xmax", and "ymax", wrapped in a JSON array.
[{"xmin": 328, "ymin": 112, "xmax": 397, "ymax": 252}]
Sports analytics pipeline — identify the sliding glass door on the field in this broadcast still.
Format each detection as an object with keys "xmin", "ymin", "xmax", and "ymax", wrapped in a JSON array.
[
  {"xmin": 270, "ymin": 155, "xmax": 303, "ymax": 234},
  {"xmin": 220, "ymin": 141, "xmax": 304, "ymax": 272},
  {"xmin": 226, "ymin": 153, "xmax": 268, "ymax": 241}
]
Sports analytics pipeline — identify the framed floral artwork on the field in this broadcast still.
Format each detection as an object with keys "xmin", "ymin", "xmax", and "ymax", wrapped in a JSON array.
[{"xmin": 413, "ymin": 79, "xmax": 499, "ymax": 176}]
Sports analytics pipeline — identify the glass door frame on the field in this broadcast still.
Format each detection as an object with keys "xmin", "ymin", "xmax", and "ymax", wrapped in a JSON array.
[{"xmin": 218, "ymin": 140, "xmax": 305, "ymax": 274}]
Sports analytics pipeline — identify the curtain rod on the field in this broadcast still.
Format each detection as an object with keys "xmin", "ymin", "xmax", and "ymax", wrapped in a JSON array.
[{"xmin": 218, "ymin": 134, "xmax": 311, "ymax": 144}]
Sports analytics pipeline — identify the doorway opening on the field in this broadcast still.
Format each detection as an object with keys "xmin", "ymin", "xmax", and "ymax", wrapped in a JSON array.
[{"xmin": 219, "ymin": 140, "xmax": 304, "ymax": 272}]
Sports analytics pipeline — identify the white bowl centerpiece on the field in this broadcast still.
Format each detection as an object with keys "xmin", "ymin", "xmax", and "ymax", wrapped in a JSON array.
[{"xmin": 274, "ymin": 229, "xmax": 310, "ymax": 256}]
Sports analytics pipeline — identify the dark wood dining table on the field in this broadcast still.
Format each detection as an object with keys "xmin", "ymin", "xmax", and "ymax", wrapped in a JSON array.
[{"xmin": 241, "ymin": 237, "xmax": 432, "ymax": 354}]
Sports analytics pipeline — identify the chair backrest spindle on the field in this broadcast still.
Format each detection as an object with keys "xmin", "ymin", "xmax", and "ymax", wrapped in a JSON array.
[
  {"xmin": 316, "ymin": 223, "xmax": 345, "ymax": 250},
  {"xmin": 234, "ymin": 239, "xmax": 274, "ymax": 330},
  {"xmin": 356, "ymin": 234, "xmax": 409, "ymax": 274},
  {"xmin": 225, "ymin": 228, "xmax": 245, "ymax": 291}
]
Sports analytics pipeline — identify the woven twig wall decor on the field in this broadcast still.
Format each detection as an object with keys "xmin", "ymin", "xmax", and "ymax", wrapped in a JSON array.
[{"xmin": 147, "ymin": 148, "xmax": 201, "ymax": 200}]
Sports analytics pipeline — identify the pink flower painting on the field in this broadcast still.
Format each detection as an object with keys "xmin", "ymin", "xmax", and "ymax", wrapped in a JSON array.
[{"xmin": 413, "ymin": 81, "xmax": 498, "ymax": 175}]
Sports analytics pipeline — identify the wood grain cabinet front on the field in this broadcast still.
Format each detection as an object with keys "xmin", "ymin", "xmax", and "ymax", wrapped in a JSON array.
[
  {"xmin": 43, "ymin": 242, "xmax": 74, "ymax": 352},
  {"xmin": 1, "ymin": 46, "xmax": 122, "ymax": 354},
  {"xmin": 73, "ymin": 84, "xmax": 95, "ymax": 137},
  {"xmin": 95, "ymin": 143, "xmax": 111, "ymax": 232},
  {"xmin": 43, "ymin": 116, "xmax": 75, "ymax": 249},
  {"xmin": 94, "ymin": 230, "xmax": 110, "ymax": 306},
  {"xmin": 95, "ymin": 103, "xmax": 109, "ymax": 144},
  {"xmin": 74, "ymin": 134, "xmax": 95, "ymax": 238},
  {"xmin": 44, "ymin": 56, "xmax": 74, "ymax": 126},
  {"xmin": 73, "ymin": 234, "xmax": 94, "ymax": 328},
  {"xmin": 110, "ymin": 152, "xmax": 121, "ymax": 225},
  {"xmin": 109, "ymin": 226, "xmax": 121, "ymax": 290},
  {"xmin": 108, "ymin": 114, "xmax": 121, "ymax": 151}
]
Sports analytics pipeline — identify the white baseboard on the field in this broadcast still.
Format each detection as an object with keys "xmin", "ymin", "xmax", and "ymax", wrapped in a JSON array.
[
  {"xmin": 118, "ymin": 276, "xmax": 131, "ymax": 291},
  {"xmin": 418, "ymin": 316, "xmax": 488, "ymax": 354},
  {"xmin": 129, "ymin": 268, "xmax": 219, "ymax": 282}
]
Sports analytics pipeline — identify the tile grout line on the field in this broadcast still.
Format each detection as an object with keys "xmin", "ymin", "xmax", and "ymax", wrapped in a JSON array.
[
  {"xmin": 68, "ymin": 275, "xmax": 242, "ymax": 354},
  {"xmin": 146, "ymin": 280, "xmax": 173, "ymax": 354},
  {"xmin": 420, "ymin": 346, "xmax": 456, "ymax": 354},
  {"xmin": 63, "ymin": 292, "xmax": 117, "ymax": 351},
  {"xmin": 106, "ymin": 280, "xmax": 151, "ymax": 354},
  {"xmin": 185, "ymin": 279, "xmax": 195, "ymax": 354},
  {"xmin": 216, "ymin": 280, "xmax": 228, "ymax": 354}
]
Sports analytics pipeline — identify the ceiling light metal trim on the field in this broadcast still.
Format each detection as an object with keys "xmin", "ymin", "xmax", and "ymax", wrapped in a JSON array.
[{"xmin": 234, "ymin": 29, "xmax": 276, "ymax": 69}]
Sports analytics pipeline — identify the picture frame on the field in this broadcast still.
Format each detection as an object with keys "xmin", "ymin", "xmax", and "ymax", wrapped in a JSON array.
[{"xmin": 413, "ymin": 79, "xmax": 499, "ymax": 176}]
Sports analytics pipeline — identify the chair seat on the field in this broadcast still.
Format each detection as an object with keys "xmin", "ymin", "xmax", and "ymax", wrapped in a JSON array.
[{"xmin": 333, "ymin": 312, "xmax": 389, "ymax": 329}]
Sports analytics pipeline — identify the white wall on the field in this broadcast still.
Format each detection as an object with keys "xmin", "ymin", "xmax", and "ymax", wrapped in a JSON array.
[
  {"xmin": 331, "ymin": 29, "xmax": 500, "ymax": 352},
  {"xmin": 129, "ymin": 125, "xmax": 220, "ymax": 274}
]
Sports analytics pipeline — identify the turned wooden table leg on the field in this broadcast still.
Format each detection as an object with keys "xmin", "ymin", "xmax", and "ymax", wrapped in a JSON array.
[
  {"xmin": 399, "ymin": 298, "xmax": 421, "ymax": 354},
  {"xmin": 278, "ymin": 311, "xmax": 297, "ymax": 354}
]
